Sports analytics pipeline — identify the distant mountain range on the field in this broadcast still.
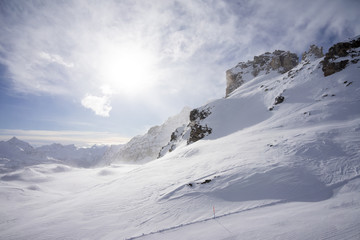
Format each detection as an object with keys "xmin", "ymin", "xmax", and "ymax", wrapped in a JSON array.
[
  {"xmin": 0, "ymin": 137, "xmax": 107, "ymax": 171},
  {"xmin": 0, "ymin": 107, "xmax": 191, "ymax": 172}
]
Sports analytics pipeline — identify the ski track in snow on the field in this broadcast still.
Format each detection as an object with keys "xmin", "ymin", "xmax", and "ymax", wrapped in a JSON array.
[
  {"xmin": 125, "ymin": 199, "xmax": 287, "ymax": 240},
  {"xmin": 126, "ymin": 175, "xmax": 360, "ymax": 240}
]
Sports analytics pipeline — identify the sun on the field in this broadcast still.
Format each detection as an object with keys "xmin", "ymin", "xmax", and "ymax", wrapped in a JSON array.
[{"xmin": 98, "ymin": 42, "xmax": 158, "ymax": 97}]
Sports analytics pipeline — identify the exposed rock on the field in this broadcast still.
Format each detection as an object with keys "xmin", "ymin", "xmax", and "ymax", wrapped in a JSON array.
[
  {"xmin": 188, "ymin": 123, "xmax": 212, "ymax": 144},
  {"xmin": 189, "ymin": 108, "xmax": 211, "ymax": 122},
  {"xmin": 170, "ymin": 131, "xmax": 177, "ymax": 142},
  {"xmin": 323, "ymin": 60, "xmax": 349, "ymax": 76},
  {"xmin": 187, "ymin": 107, "xmax": 212, "ymax": 144},
  {"xmin": 187, "ymin": 176, "xmax": 219, "ymax": 187},
  {"xmin": 201, "ymin": 179, "xmax": 212, "ymax": 184},
  {"xmin": 322, "ymin": 36, "xmax": 360, "ymax": 76},
  {"xmin": 226, "ymin": 50, "xmax": 298, "ymax": 97},
  {"xmin": 226, "ymin": 69, "xmax": 244, "ymax": 96},
  {"xmin": 302, "ymin": 45, "xmax": 324, "ymax": 61},
  {"xmin": 274, "ymin": 95, "xmax": 285, "ymax": 105},
  {"xmin": 158, "ymin": 125, "xmax": 188, "ymax": 158},
  {"xmin": 158, "ymin": 107, "xmax": 212, "ymax": 158}
]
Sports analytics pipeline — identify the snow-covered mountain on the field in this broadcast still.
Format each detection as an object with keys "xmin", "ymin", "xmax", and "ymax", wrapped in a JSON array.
[
  {"xmin": 0, "ymin": 36, "xmax": 359, "ymax": 239},
  {"xmin": 0, "ymin": 107, "xmax": 190, "ymax": 171},
  {"xmin": 36, "ymin": 143, "xmax": 108, "ymax": 167},
  {"xmin": 101, "ymin": 107, "xmax": 191, "ymax": 164},
  {"xmin": 0, "ymin": 137, "xmax": 42, "ymax": 173},
  {"xmin": 0, "ymin": 137, "xmax": 108, "ymax": 172}
]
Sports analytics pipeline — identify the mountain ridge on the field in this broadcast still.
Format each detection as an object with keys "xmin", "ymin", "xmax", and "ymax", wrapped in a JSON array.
[{"xmin": 158, "ymin": 36, "xmax": 360, "ymax": 161}]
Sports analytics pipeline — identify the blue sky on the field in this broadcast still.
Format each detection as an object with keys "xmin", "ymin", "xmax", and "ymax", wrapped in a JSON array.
[{"xmin": 0, "ymin": 0, "xmax": 359, "ymax": 146}]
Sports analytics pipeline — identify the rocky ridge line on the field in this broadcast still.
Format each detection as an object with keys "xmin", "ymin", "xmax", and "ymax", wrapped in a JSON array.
[
  {"xmin": 226, "ymin": 50, "xmax": 298, "ymax": 97},
  {"xmin": 322, "ymin": 37, "xmax": 360, "ymax": 76},
  {"xmin": 158, "ymin": 36, "xmax": 360, "ymax": 159}
]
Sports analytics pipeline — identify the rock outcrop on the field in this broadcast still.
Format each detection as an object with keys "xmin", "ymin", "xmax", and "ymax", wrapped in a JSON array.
[
  {"xmin": 158, "ymin": 107, "xmax": 212, "ymax": 158},
  {"xmin": 187, "ymin": 108, "xmax": 212, "ymax": 144},
  {"xmin": 274, "ymin": 95, "xmax": 285, "ymax": 105},
  {"xmin": 226, "ymin": 50, "xmax": 298, "ymax": 97},
  {"xmin": 322, "ymin": 36, "xmax": 360, "ymax": 76},
  {"xmin": 302, "ymin": 45, "xmax": 324, "ymax": 61}
]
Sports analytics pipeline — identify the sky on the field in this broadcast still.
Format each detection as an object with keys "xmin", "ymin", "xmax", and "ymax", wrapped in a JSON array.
[{"xmin": 0, "ymin": 0, "xmax": 359, "ymax": 147}]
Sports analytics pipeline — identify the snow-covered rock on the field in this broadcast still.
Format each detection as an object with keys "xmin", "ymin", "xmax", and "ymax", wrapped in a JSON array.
[
  {"xmin": 301, "ymin": 44, "xmax": 324, "ymax": 62},
  {"xmin": 158, "ymin": 107, "xmax": 212, "ymax": 158},
  {"xmin": 321, "ymin": 36, "xmax": 360, "ymax": 76},
  {"xmin": 226, "ymin": 50, "xmax": 298, "ymax": 96}
]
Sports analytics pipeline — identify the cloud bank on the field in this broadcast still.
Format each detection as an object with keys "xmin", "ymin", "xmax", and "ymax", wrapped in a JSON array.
[
  {"xmin": 0, "ymin": 129, "xmax": 129, "ymax": 147},
  {"xmin": 0, "ymin": 0, "xmax": 359, "ymax": 121}
]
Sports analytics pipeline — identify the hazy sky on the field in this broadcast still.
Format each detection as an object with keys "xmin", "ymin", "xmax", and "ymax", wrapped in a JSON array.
[{"xmin": 0, "ymin": 0, "xmax": 359, "ymax": 146}]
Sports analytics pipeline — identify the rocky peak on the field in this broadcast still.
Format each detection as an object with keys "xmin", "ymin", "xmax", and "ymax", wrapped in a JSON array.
[
  {"xmin": 302, "ymin": 45, "xmax": 324, "ymax": 61},
  {"xmin": 226, "ymin": 50, "xmax": 298, "ymax": 97},
  {"xmin": 7, "ymin": 137, "xmax": 34, "ymax": 151},
  {"xmin": 322, "ymin": 36, "xmax": 360, "ymax": 76}
]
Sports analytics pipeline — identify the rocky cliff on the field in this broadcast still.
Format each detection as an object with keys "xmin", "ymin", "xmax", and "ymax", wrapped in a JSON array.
[
  {"xmin": 158, "ymin": 107, "xmax": 212, "ymax": 158},
  {"xmin": 322, "ymin": 36, "xmax": 360, "ymax": 76},
  {"xmin": 301, "ymin": 45, "xmax": 324, "ymax": 62},
  {"xmin": 158, "ymin": 36, "xmax": 360, "ymax": 159},
  {"xmin": 226, "ymin": 50, "xmax": 298, "ymax": 96}
]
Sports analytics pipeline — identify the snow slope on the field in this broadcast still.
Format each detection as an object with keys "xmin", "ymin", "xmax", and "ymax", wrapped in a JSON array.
[
  {"xmin": 101, "ymin": 107, "xmax": 191, "ymax": 164},
  {"xmin": 0, "ymin": 38, "xmax": 359, "ymax": 240}
]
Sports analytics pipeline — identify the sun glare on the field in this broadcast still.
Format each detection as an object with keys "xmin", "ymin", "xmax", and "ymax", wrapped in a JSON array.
[{"xmin": 99, "ymin": 43, "xmax": 158, "ymax": 97}]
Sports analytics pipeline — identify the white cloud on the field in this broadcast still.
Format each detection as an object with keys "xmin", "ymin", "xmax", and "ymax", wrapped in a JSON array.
[
  {"xmin": 39, "ymin": 51, "xmax": 74, "ymax": 68},
  {"xmin": 0, "ymin": 0, "xmax": 359, "ymax": 125},
  {"xmin": 0, "ymin": 129, "xmax": 130, "ymax": 147},
  {"xmin": 81, "ymin": 94, "xmax": 112, "ymax": 117}
]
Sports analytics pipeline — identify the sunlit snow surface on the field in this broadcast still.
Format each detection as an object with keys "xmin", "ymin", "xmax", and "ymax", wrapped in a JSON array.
[{"xmin": 1, "ymin": 57, "xmax": 360, "ymax": 239}]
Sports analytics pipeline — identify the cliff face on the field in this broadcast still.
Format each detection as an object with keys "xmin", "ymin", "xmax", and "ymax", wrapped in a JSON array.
[
  {"xmin": 302, "ymin": 45, "xmax": 324, "ymax": 62},
  {"xmin": 226, "ymin": 50, "xmax": 298, "ymax": 97},
  {"xmin": 321, "ymin": 36, "xmax": 360, "ymax": 76}
]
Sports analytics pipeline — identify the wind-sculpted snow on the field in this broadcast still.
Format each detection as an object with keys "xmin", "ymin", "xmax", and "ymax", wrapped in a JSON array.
[
  {"xmin": 0, "ymin": 37, "xmax": 360, "ymax": 239},
  {"xmin": 1, "ymin": 168, "xmax": 51, "ymax": 182},
  {"xmin": 210, "ymin": 167, "xmax": 333, "ymax": 202}
]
